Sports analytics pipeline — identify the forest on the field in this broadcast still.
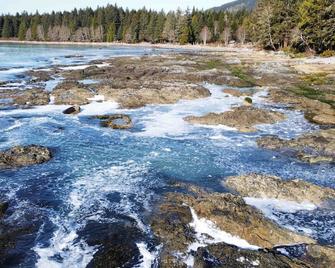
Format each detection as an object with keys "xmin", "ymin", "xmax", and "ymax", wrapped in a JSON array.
[{"xmin": 0, "ymin": 0, "xmax": 334, "ymax": 54}]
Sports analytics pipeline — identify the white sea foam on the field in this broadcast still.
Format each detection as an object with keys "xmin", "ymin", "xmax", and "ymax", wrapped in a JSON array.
[
  {"xmin": 87, "ymin": 95, "xmax": 105, "ymax": 102},
  {"xmin": 183, "ymin": 207, "xmax": 259, "ymax": 267},
  {"xmin": 136, "ymin": 242, "xmax": 161, "ymax": 268},
  {"xmin": 138, "ymin": 84, "xmax": 244, "ymax": 138},
  {"xmin": 35, "ymin": 226, "xmax": 96, "ymax": 268},
  {"xmin": 244, "ymin": 198, "xmax": 317, "ymax": 215},
  {"xmin": 78, "ymin": 101, "xmax": 119, "ymax": 116},
  {"xmin": 35, "ymin": 161, "xmax": 153, "ymax": 267}
]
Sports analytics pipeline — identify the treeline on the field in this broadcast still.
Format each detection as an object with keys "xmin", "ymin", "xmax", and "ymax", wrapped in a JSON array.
[
  {"xmin": 0, "ymin": 0, "xmax": 334, "ymax": 53},
  {"xmin": 0, "ymin": 5, "xmax": 248, "ymax": 45}
]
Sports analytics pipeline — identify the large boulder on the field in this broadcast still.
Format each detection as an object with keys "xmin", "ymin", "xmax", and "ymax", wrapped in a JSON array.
[
  {"xmin": 0, "ymin": 145, "xmax": 52, "ymax": 169},
  {"xmin": 185, "ymin": 106, "xmax": 286, "ymax": 132},
  {"xmin": 257, "ymin": 129, "xmax": 335, "ymax": 163},
  {"xmin": 224, "ymin": 173, "xmax": 335, "ymax": 206},
  {"xmin": 52, "ymin": 81, "xmax": 94, "ymax": 105}
]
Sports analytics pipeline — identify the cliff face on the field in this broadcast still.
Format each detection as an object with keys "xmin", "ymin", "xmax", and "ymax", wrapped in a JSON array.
[{"xmin": 211, "ymin": 0, "xmax": 257, "ymax": 12}]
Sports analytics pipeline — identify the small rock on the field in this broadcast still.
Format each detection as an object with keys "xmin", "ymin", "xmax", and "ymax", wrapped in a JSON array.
[
  {"xmin": 63, "ymin": 105, "xmax": 81, "ymax": 115},
  {"xmin": 95, "ymin": 114, "xmax": 132, "ymax": 129}
]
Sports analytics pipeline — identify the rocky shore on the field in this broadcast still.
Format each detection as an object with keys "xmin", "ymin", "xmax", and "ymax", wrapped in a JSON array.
[{"xmin": 0, "ymin": 47, "xmax": 334, "ymax": 267}]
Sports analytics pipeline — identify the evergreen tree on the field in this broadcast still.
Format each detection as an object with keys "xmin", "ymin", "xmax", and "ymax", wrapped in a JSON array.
[
  {"xmin": 1, "ymin": 16, "xmax": 12, "ymax": 38},
  {"xmin": 18, "ymin": 20, "xmax": 27, "ymax": 40},
  {"xmin": 106, "ymin": 22, "xmax": 116, "ymax": 42}
]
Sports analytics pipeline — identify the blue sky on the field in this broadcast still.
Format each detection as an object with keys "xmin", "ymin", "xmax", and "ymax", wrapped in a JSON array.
[{"xmin": 1, "ymin": 0, "xmax": 231, "ymax": 14}]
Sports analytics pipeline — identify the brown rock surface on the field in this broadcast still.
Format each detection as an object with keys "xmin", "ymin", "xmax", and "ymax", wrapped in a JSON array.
[
  {"xmin": 257, "ymin": 129, "xmax": 335, "ymax": 163},
  {"xmin": 225, "ymin": 173, "xmax": 335, "ymax": 206},
  {"xmin": 185, "ymin": 106, "xmax": 286, "ymax": 132},
  {"xmin": 0, "ymin": 145, "xmax": 52, "ymax": 169},
  {"xmin": 52, "ymin": 81, "xmax": 94, "ymax": 105}
]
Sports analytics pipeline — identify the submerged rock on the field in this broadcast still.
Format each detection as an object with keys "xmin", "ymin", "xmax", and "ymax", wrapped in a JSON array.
[
  {"xmin": 63, "ymin": 105, "xmax": 81, "ymax": 115},
  {"xmin": 52, "ymin": 81, "xmax": 94, "ymax": 105},
  {"xmin": 257, "ymin": 129, "xmax": 335, "ymax": 163},
  {"xmin": 225, "ymin": 173, "xmax": 335, "ymax": 206},
  {"xmin": 0, "ymin": 145, "xmax": 52, "ymax": 169},
  {"xmin": 0, "ymin": 202, "xmax": 8, "ymax": 218},
  {"xmin": 95, "ymin": 114, "xmax": 132, "ymax": 129},
  {"xmin": 84, "ymin": 221, "xmax": 143, "ymax": 268},
  {"xmin": 185, "ymin": 106, "xmax": 286, "ymax": 132}
]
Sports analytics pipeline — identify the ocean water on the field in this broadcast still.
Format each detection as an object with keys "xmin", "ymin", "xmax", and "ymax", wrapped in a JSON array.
[{"xmin": 0, "ymin": 44, "xmax": 334, "ymax": 267}]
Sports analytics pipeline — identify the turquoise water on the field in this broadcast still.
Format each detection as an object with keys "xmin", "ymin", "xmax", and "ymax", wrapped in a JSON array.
[{"xmin": 0, "ymin": 44, "xmax": 334, "ymax": 267}]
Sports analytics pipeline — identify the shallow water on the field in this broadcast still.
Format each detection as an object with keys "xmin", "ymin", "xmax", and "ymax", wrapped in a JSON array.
[{"xmin": 0, "ymin": 45, "xmax": 334, "ymax": 267}]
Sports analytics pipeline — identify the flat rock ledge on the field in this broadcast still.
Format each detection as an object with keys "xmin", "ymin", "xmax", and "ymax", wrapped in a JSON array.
[
  {"xmin": 95, "ymin": 114, "xmax": 132, "ymax": 129},
  {"xmin": 151, "ymin": 184, "xmax": 317, "ymax": 267},
  {"xmin": 224, "ymin": 173, "xmax": 335, "ymax": 206},
  {"xmin": 0, "ymin": 145, "xmax": 52, "ymax": 169},
  {"xmin": 184, "ymin": 106, "xmax": 286, "ymax": 132},
  {"xmin": 257, "ymin": 128, "xmax": 335, "ymax": 164},
  {"xmin": 97, "ymin": 82, "xmax": 211, "ymax": 109}
]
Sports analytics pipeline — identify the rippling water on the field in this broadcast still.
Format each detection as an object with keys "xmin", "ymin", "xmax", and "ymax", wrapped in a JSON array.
[{"xmin": 0, "ymin": 44, "xmax": 334, "ymax": 267}]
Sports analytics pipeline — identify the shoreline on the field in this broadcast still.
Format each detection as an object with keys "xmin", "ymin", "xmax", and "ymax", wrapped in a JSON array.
[{"xmin": 0, "ymin": 39, "xmax": 255, "ymax": 52}]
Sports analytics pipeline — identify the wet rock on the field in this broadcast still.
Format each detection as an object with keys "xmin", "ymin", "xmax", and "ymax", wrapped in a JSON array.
[
  {"xmin": 0, "ymin": 145, "xmax": 52, "ymax": 169},
  {"xmin": 63, "ymin": 105, "xmax": 81, "ymax": 115},
  {"xmin": 185, "ymin": 106, "xmax": 286, "ymax": 132},
  {"xmin": 151, "ymin": 199, "xmax": 195, "ymax": 253},
  {"xmin": 225, "ymin": 173, "xmax": 335, "ymax": 206},
  {"xmin": 97, "ymin": 81, "xmax": 210, "ymax": 109},
  {"xmin": 257, "ymin": 129, "xmax": 335, "ymax": 163},
  {"xmin": 194, "ymin": 243, "xmax": 305, "ymax": 268},
  {"xmin": 0, "ymin": 202, "xmax": 8, "ymax": 218},
  {"xmin": 274, "ymin": 244, "xmax": 335, "ymax": 268},
  {"xmin": 300, "ymin": 244, "xmax": 335, "ymax": 268},
  {"xmin": 151, "ymin": 185, "xmax": 314, "ymax": 266},
  {"xmin": 13, "ymin": 88, "xmax": 50, "ymax": 106},
  {"xmin": 85, "ymin": 221, "xmax": 143, "ymax": 268},
  {"xmin": 26, "ymin": 70, "xmax": 52, "ymax": 82},
  {"xmin": 52, "ymin": 81, "xmax": 94, "ymax": 105},
  {"xmin": 95, "ymin": 114, "xmax": 132, "ymax": 129}
]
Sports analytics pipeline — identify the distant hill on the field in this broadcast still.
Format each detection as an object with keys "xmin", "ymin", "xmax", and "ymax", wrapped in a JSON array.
[{"xmin": 211, "ymin": 0, "xmax": 257, "ymax": 12}]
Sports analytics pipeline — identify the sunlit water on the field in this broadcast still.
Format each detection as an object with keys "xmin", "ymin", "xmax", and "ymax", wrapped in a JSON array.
[{"xmin": 0, "ymin": 44, "xmax": 334, "ymax": 267}]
